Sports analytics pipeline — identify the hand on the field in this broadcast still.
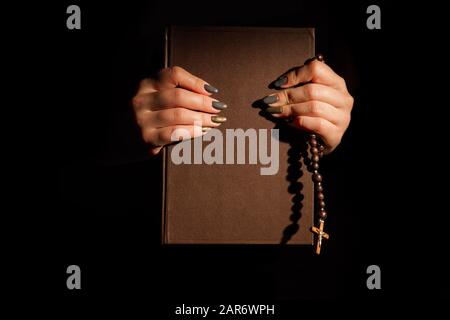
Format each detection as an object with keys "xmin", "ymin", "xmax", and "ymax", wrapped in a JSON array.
[
  {"xmin": 132, "ymin": 66, "xmax": 227, "ymax": 155},
  {"xmin": 262, "ymin": 58, "xmax": 353, "ymax": 154}
]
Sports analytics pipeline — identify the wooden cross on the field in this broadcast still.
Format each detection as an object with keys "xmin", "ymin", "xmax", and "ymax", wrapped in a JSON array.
[{"xmin": 311, "ymin": 220, "xmax": 329, "ymax": 255}]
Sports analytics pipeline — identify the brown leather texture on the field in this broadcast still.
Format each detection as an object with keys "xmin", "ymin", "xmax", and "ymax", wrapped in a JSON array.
[{"xmin": 163, "ymin": 26, "xmax": 315, "ymax": 244}]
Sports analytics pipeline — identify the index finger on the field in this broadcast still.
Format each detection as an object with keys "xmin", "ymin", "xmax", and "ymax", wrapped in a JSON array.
[
  {"xmin": 275, "ymin": 60, "xmax": 348, "ymax": 92},
  {"xmin": 145, "ymin": 66, "xmax": 219, "ymax": 96}
]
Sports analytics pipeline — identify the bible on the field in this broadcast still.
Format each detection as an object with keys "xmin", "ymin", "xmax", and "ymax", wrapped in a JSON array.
[{"xmin": 162, "ymin": 26, "xmax": 315, "ymax": 244}]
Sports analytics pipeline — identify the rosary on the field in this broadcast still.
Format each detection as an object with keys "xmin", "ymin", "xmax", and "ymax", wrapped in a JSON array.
[
  {"xmin": 304, "ymin": 54, "xmax": 329, "ymax": 255},
  {"xmin": 307, "ymin": 133, "xmax": 329, "ymax": 255}
]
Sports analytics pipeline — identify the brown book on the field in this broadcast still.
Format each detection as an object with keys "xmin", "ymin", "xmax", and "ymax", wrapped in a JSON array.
[{"xmin": 162, "ymin": 26, "xmax": 315, "ymax": 244}]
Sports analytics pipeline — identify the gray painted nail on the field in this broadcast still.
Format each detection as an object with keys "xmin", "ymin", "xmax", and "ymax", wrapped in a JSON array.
[
  {"xmin": 212, "ymin": 101, "xmax": 227, "ymax": 110},
  {"xmin": 274, "ymin": 76, "xmax": 287, "ymax": 87},
  {"xmin": 266, "ymin": 106, "xmax": 283, "ymax": 114},
  {"xmin": 211, "ymin": 116, "xmax": 227, "ymax": 123},
  {"xmin": 263, "ymin": 95, "xmax": 279, "ymax": 104},
  {"xmin": 204, "ymin": 84, "xmax": 219, "ymax": 94}
]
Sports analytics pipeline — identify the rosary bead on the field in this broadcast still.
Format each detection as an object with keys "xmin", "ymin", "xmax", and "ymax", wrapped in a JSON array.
[
  {"xmin": 319, "ymin": 209, "xmax": 327, "ymax": 219},
  {"xmin": 316, "ymin": 185, "xmax": 323, "ymax": 192},
  {"xmin": 318, "ymin": 200, "xmax": 326, "ymax": 208},
  {"xmin": 317, "ymin": 192, "xmax": 324, "ymax": 200},
  {"xmin": 312, "ymin": 162, "xmax": 319, "ymax": 170},
  {"xmin": 310, "ymin": 139, "xmax": 318, "ymax": 147},
  {"xmin": 313, "ymin": 173, "xmax": 323, "ymax": 182},
  {"xmin": 319, "ymin": 145, "xmax": 325, "ymax": 152},
  {"xmin": 311, "ymin": 147, "xmax": 319, "ymax": 154},
  {"xmin": 312, "ymin": 155, "xmax": 320, "ymax": 162}
]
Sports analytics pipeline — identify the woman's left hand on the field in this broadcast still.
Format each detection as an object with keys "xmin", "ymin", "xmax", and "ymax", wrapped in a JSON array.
[{"xmin": 263, "ymin": 58, "xmax": 354, "ymax": 154}]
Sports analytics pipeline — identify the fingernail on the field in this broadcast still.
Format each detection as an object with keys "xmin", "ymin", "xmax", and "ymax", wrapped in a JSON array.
[
  {"xmin": 211, "ymin": 116, "xmax": 227, "ymax": 123},
  {"xmin": 274, "ymin": 76, "xmax": 287, "ymax": 87},
  {"xmin": 202, "ymin": 127, "xmax": 212, "ymax": 133},
  {"xmin": 266, "ymin": 106, "xmax": 283, "ymax": 114},
  {"xmin": 263, "ymin": 95, "xmax": 279, "ymax": 104},
  {"xmin": 212, "ymin": 101, "xmax": 227, "ymax": 110},
  {"xmin": 204, "ymin": 84, "xmax": 219, "ymax": 94}
]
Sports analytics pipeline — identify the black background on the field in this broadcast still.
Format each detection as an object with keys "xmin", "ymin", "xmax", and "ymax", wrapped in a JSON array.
[{"xmin": 6, "ymin": 0, "xmax": 446, "ymax": 316}]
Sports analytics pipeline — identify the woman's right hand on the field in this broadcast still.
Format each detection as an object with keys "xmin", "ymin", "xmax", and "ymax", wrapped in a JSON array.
[{"xmin": 132, "ymin": 66, "xmax": 227, "ymax": 155}]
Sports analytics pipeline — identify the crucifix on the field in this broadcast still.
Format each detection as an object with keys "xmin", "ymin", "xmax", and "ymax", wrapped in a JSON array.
[{"xmin": 310, "ymin": 219, "xmax": 329, "ymax": 255}]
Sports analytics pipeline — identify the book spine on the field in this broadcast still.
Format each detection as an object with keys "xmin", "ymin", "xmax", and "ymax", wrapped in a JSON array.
[{"xmin": 161, "ymin": 26, "xmax": 171, "ymax": 244}]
